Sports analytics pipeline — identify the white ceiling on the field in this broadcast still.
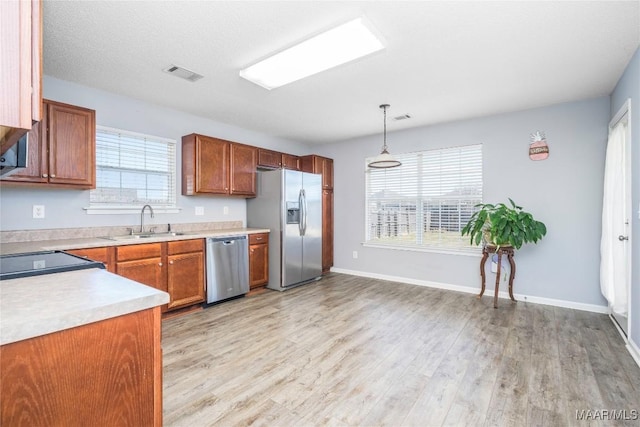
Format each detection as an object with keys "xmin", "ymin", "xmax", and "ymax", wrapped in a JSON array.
[{"xmin": 43, "ymin": 1, "xmax": 640, "ymax": 145}]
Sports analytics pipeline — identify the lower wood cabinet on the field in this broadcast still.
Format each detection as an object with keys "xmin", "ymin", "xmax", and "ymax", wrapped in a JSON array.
[
  {"xmin": 166, "ymin": 239, "xmax": 205, "ymax": 309},
  {"xmin": 1, "ymin": 307, "xmax": 163, "ymax": 426},
  {"xmin": 114, "ymin": 240, "xmax": 205, "ymax": 312},
  {"xmin": 249, "ymin": 233, "xmax": 269, "ymax": 289}
]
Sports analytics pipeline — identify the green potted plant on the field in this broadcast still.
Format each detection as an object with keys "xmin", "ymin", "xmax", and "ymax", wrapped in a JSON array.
[{"xmin": 461, "ymin": 198, "xmax": 547, "ymax": 249}]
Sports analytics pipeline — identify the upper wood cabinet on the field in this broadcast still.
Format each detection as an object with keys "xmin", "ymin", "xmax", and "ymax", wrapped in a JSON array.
[
  {"xmin": 301, "ymin": 155, "xmax": 333, "ymax": 190},
  {"xmin": 230, "ymin": 143, "xmax": 257, "ymax": 196},
  {"xmin": 1, "ymin": 99, "xmax": 96, "ymax": 188},
  {"xmin": 182, "ymin": 134, "xmax": 256, "ymax": 197},
  {"xmin": 257, "ymin": 148, "xmax": 300, "ymax": 171},
  {"xmin": 0, "ymin": 0, "xmax": 42, "ymax": 153}
]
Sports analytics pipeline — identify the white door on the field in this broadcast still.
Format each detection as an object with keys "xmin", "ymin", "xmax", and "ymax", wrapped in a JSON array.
[{"xmin": 600, "ymin": 99, "xmax": 632, "ymax": 336}]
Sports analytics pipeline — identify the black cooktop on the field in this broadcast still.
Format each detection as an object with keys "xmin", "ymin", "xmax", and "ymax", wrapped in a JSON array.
[{"xmin": 0, "ymin": 251, "xmax": 105, "ymax": 281}]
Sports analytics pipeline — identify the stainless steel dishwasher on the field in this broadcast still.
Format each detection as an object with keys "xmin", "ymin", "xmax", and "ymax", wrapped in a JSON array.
[{"xmin": 205, "ymin": 235, "xmax": 249, "ymax": 304}]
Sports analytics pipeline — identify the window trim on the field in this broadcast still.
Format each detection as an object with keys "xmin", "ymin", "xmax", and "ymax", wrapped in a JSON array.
[
  {"xmin": 85, "ymin": 126, "xmax": 179, "ymax": 214},
  {"xmin": 364, "ymin": 143, "xmax": 483, "ymax": 254}
]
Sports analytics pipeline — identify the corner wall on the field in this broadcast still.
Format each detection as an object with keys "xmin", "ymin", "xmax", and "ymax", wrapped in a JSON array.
[{"xmin": 315, "ymin": 97, "xmax": 610, "ymax": 308}]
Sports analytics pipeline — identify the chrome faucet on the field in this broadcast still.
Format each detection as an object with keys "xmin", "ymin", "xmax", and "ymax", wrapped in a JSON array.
[{"xmin": 140, "ymin": 204, "xmax": 154, "ymax": 234}]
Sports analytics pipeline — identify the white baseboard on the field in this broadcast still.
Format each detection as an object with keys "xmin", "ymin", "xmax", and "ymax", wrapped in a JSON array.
[
  {"xmin": 330, "ymin": 267, "xmax": 608, "ymax": 314},
  {"xmin": 628, "ymin": 339, "xmax": 640, "ymax": 369}
]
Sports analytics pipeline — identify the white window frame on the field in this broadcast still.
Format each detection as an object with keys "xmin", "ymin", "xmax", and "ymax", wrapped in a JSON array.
[
  {"xmin": 85, "ymin": 126, "xmax": 180, "ymax": 214},
  {"xmin": 364, "ymin": 143, "xmax": 483, "ymax": 255}
]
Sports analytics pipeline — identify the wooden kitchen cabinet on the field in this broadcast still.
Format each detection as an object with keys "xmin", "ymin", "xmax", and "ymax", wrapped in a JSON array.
[
  {"xmin": 1, "ymin": 307, "xmax": 163, "ymax": 426},
  {"xmin": 182, "ymin": 133, "xmax": 256, "ymax": 197},
  {"xmin": 301, "ymin": 154, "xmax": 333, "ymax": 190},
  {"xmin": 116, "ymin": 243, "xmax": 167, "ymax": 311},
  {"xmin": 249, "ymin": 233, "xmax": 269, "ymax": 289},
  {"xmin": 115, "ymin": 240, "xmax": 205, "ymax": 312},
  {"xmin": 167, "ymin": 239, "xmax": 205, "ymax": 309},
  {"xmin": 0, "ymin": 0, "xmax": 42, "ymax": 153},
  {"xmin": 66, "ymin": 246, "xmax": 116, "ymax": 273},
  {"xmin": 282, "ymin": 153, "xmax": 301, "ymax": 170},
  {"xmin": 1, "ymin": 99, "xmax": 96, "ymax": 188},
  {"xmin": 230, "ymin": 142, "xmax": 257, "ymax": 196},
  {"xmin": 301, "ymin": 155, "xmax": 334, "ymax": 272},
  {"xmin": 322, "ymin": 189, "xmax": 334, "ymax": 273},
  {"xmin": 257, "ymin": 148, "xmax": 301, "ymax": 171}
]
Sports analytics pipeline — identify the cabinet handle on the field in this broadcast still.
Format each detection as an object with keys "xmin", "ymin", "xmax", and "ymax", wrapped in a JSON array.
[
  {"xmin": 169, "ymin": 260, "xmax": 174, "ymax": 265},
  {"xmin": 50, "ymin": 174, "xmax": 56, "ymax": 178},
  {"xmin": 255, "ymin": 237, "xmax": 262, "ymax": 241},
  {"xmin": 250, "ymin": 249, "xmax": 254, "ymax": 254},
  {"xmin": 42, "ymin": 174, "xmax": 48, "ymax": 178},
  {"xmin": 158, "ymin": 262, "xmax": 163, "ymax": 267}
]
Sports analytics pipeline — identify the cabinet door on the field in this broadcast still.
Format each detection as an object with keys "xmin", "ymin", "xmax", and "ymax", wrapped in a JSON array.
[
  {"xmin": 282, "ymin": 153, "xmax": 300, "ymax": 171},
  {"xmin": 322, "ymin": 189, "xmax": 334, "ymax": 272},
  {"xmin": 167, "ymin": 251, "xmax": 205, "ymax": 309},
  {"xmin": 47, "ymin": 101, "xmax": 95, "ymax": 187},
  {"xmin": 196, "ymin": 135, "xmax": 230, "ymax": 194},
  {"xmin": 116, "ymin": 258, "xmax": 166, "ymax": 294},
  {"xmin": 320, "ymin": 157, "xmax": 333, "ymax": 189},
  {"xmin": 230, "ymin": 143, "xmax": 256, "ymax": 196},
  {"xmin": 257, "ymin": 148, "xmax": 282, "ymax": 169},
  {"xmin": 0, "ymin": 118, "xmax": 48, "ymax": 183},
  {"xmin": 249, "ymin": 243, "xmax": 269, "ymax": 288}
]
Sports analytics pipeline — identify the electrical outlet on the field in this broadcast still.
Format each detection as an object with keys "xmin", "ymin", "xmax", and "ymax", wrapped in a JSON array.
[
  {"xmin": 195, "ymin": 206, "xmax": 204, "ymax": 216},
  {"xmin": 352, "ymin": 251, "xmax": 358, "ymax": 259},
  {"xmin": 223, "ymin": 206, "xmax": 229, "ymax": 215},
  {"xmin": 33, "ymin": 205, "xmax": 45, "ymax": 219}
]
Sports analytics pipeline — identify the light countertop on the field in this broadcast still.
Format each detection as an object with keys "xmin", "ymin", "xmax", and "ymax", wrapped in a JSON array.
[
  {"xmin": 0, "ymin": 268, "xmax": 169, "ymax": 345},
  {"xmin": 0, "ymin": 227, "xmax": 270, "ymax": 256}
]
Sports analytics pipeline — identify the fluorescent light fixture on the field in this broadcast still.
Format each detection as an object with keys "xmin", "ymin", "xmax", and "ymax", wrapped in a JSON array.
[{"xmin": 240, "ymin": 17, "xmax": 384, "ymax": 90}]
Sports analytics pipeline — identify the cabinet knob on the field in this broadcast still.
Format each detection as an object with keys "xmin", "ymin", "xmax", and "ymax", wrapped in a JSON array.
[
  {"xmin": 50, "ymin": 174, "xmax": 56, "ymax": 178},
  {"xmin": 42, "ymin": 174, "xmax": 48, "ymax": 178},
  {"xmin": 169, "ymin": 260, "xmax": 174, "ymax": 265},
  {"xmin": 158, "ymin": 262, "xmax": 163, "ymax": 267}
]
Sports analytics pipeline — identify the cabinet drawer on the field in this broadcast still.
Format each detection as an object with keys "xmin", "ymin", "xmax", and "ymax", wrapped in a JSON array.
[
  {"xmin": 116, "ymin": 243, "xmax": 162, "ymax": 261},
  {"xmin": 249, "ymin": 233, "xmax": 269, "ymax": 245},
  {"xmin": 167, "ymin": 239, "xmax": 204, "ymax": 255},
  {"xmin": 66, "ymin": 247, "xmax": 109, "ymax": 262}
]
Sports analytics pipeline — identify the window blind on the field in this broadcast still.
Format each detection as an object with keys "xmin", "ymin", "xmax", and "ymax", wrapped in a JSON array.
[
  {"xmin": 365, "ymin": 144, "xmax": 482, "ymax": 252},
  {"xmin": 91, "ymin": 127, "xmax": 177, "ymax": 207}
]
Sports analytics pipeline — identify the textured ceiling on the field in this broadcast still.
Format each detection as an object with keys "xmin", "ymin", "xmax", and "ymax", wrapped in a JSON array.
[{"xmin": 43, "ymin": 1, "xmax": 640, "ymax": 145}]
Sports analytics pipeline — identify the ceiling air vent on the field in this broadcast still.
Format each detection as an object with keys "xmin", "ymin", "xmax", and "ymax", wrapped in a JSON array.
[
  {"xmin": 163, "ymin": 64, "xmax": 204, "ymax": 82},
  {"xmin": 393, "ymin": 114, "xmax": 411, "ymax": 121}
]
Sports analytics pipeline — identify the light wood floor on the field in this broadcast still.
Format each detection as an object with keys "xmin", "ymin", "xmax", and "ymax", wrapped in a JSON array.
[{"xmin": 162, "ymin": 273, "xmax": 640, "ymax": 426}]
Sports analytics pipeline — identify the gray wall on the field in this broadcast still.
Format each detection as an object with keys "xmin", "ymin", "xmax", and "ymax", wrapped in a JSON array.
[
  {"xmin": 314, "ymin": 97, "xmax": 611, "ymax": 307},
  {"xmin": 610, "ymin": 47, "xmax": 640, "ymax": 348},
  {"xmin": 0, "ymin": 76, "xmax": 311, "ymax": 231}
]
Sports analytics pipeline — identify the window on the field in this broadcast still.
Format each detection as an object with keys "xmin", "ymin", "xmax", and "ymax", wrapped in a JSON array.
[
  {"xmin": 90, "ymin": 126, "xmax": 177, "ymax": 209},
  {"xmin": 365, "ymin": 144, "xmax": 482, "ymax": 252}
]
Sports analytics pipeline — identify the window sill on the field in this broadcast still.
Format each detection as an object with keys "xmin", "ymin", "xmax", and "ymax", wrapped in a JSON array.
[
  {"xmin": 362, "ymin": 242, "xmax": 482, "ymax": 257},
  {"xmin": 83, "ymin": 206, "xmax": 182, "ymax": 215}
]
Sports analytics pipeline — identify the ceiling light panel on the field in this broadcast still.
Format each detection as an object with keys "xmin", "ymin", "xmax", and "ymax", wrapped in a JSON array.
[{"xmin": 240, "ymin": 17, "xmax": 384, "ymax": 90}]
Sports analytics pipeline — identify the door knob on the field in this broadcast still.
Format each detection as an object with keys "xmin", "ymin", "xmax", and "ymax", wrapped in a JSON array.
[{"xmin": 618, "ymin": 235, "xmax": 629, "ymax": 241}]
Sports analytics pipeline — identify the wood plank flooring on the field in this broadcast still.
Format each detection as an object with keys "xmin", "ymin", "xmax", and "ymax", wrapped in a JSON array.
[{"xmin": 162, "ymin": 273, "xmax": 640, "ymax": 426}]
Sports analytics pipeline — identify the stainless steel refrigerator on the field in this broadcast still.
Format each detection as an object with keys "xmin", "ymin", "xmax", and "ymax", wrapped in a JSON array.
[{"xmin": 247, "ymin": 169, "xmax": 322, "ymax": 291}]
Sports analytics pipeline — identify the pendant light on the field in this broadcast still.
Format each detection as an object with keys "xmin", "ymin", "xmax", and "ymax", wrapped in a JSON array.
[{"xmin": 368, "ymin": 104, "xmax": 401, "ymax": 169}]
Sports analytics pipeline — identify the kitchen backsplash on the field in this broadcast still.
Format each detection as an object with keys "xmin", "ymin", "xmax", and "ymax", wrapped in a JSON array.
[{"xmin": 0, "ymin": 221, "xmax": 243, "ymax": 243}]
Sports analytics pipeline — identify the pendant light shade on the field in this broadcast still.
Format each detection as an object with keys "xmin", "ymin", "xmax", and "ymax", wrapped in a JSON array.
[{"xmin": 368, "ymin": 104, "xmax": 401, "ymax": 169}]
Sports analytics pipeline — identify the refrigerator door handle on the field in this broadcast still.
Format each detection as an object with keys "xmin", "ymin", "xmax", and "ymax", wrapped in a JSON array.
[
  {"xmin": 298, "ymin": 189, "xmax": 305, "ymax": 236},
  {"xmin": 301, "ymin": 188, "xmax": 308, "ymax": 236}
]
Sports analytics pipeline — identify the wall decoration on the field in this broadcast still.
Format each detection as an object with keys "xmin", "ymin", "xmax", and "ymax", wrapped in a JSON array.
[{"xmin": 529, "ymin": 130, "xmax": 549, "ymax": 160}]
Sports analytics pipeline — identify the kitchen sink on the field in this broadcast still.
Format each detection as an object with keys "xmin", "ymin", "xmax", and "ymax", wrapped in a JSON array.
[{"xmin": 103, "ymin": 232, "xmax": 186, "ymax": 241}]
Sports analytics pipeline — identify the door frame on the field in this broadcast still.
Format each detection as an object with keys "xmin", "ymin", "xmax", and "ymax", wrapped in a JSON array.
[{"xmin": 607, "ymin": 98, "xmax": 632, "ymax": 338}]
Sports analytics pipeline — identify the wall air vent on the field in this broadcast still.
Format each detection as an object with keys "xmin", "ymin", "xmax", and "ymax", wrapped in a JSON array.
[
  {"xmin": 393, "ymin": 114, "xmax": 411, "ymax": 121},
  {"xmin": 162, "ymin": 64, "xmax": 204, "ymax": 82}
]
